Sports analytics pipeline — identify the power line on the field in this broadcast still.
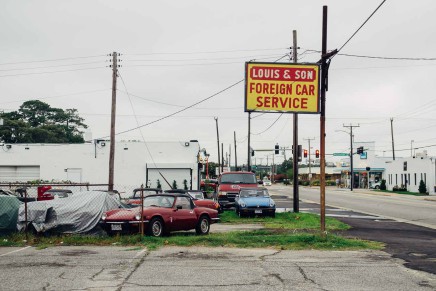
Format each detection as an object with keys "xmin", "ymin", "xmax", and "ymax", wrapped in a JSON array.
[
  {"xmin": 0, "ymin": 66, "xmax": 106, "ymax": 78},
  {"xmin": 124, "ymin": 53, "xmax": 288, "ymax": 63},
  {"xmin": 108, "ymin": 77, "xmax": 245, "ymax": 137},
  {"xmin": 126, "ymin": 47, "xmax": 288, "ymax": 56},
  {"xmin": 338, "ymin": 53, "xmax": 436, "ymax": 61},
  {"xmin": 0, "ymin": 89, "xmax": 110, "ymax": 105},
  {"xmin": 336, "ymin": 0, "xmax": 388, "ymax": 53},
  {"xmin": 0, "ymin": 61, "xmax": 106, "ymax": 72},
  {"xmin": 0, "ymin": 54, "xmax": 107, "ymax": 66},
  {"xmin": 252, "ymin": 114, "xmax": 283, "ymax": 135}
]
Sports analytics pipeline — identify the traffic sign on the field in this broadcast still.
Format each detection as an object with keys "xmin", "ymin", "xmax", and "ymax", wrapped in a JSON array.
[{"xmin": 333, "ymin": 153, "xmax": 349, "ymax": 156}]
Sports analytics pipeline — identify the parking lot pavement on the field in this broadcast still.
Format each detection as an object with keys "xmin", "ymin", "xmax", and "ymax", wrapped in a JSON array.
[
  {"xmin": 2, "ymin": 246, "xmax": 436, "ymax": 290},
  {"xmin": 0, "ymin": 246, "xmax": 146, "ymax": 291}
]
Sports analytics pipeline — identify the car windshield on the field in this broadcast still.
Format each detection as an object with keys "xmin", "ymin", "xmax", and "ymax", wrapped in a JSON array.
[
  {"xmin": 239, "ymin": 189, "xmax": 268, "ymax": 198},
  {"xmin": 132, "ymin": 190, "xmax": 159, "ymax": 198},
  {"xmin": 143, "ymin": 195, "xmax": 175, "ymax": 208},
  {"xmin": 188, "ymin": 192, "xmax": 204, "ymax": 199},
  {"xmin": 220, "ymin": 173, "xmax": 257, "ymax": 184}
]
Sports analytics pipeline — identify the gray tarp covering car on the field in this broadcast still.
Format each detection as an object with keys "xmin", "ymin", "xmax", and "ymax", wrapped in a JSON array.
[
  {"xmin": 17, "ymin": 191, "xmax": 123, "ymax": 234},
  {"xmin": 0, "ymin": 195, "xmax": 22, "ymax": 233}
]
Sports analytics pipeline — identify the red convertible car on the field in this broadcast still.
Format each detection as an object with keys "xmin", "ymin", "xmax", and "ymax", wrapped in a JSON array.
[{"xmin": 100, "ymin": 193, "xmax": 219, "ymax": 237}]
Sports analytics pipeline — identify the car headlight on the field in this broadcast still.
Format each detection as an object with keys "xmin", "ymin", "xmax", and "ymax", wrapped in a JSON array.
[
  {"xmin": 239, "ymin": 201, "xmax": 246, "ymax": 208},
  {"xmin": 135, "ymin": 213, "xmax": 142, "ymax": 221},
  {"xmin": 269, "ymin": 200, "xmax": 275, "ymax": 207},
  {"xmin": 101, "ymin": 213, "xmax": 107, "ymax": 221}
]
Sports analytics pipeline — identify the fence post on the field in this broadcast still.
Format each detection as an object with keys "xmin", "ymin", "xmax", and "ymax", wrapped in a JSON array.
[{"xmin": 140, "ymin": 185, "xmax": 144, "ymax": 236}]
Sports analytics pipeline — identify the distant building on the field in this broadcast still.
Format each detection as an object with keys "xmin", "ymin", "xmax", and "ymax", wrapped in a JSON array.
[{"xmin": 383, "ymin": 151, "xmax": 436, "ymax": 195}]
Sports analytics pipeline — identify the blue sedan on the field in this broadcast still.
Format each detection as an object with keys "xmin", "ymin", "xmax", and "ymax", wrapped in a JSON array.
[{"xmin": 235, "ymin": 188, "xmax": 276, "ymax": 218}]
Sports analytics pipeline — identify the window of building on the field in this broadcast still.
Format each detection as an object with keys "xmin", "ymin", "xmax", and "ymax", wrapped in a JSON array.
[
  {"xmin": 396, "ymin": 174, "xmax": 398, "ymax": 185},
  {"xmin": 414, "ymin": 173, "xmax": 417, "ymax": 185}
]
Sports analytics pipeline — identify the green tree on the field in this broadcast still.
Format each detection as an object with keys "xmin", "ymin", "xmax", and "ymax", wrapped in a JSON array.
[
  {"xmin": 418, "ymin": 180, "xmax": 427, "ymax": 194},
  {"xmin": 0, "ymin": 100, "xmax": 88, "ymax": 143},
  {"xmin": 277, "ymin": 158, "xmax": 293, "ymax": 174},
  {"xmin": 380, "ymin": 179, "xmax": 386, "ymax": 190}
]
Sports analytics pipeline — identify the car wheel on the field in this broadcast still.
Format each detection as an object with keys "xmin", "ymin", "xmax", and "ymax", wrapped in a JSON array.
[
  {"xmin": 196, "ymin": 215, "xmax": 210, "ymax": 235},
  {"xmin": 375, "ymin": 185, "xmax": 380, "ymax": 189},
  {"xmin": 147, "ymin": 217, "xmax": 164, "ymax": 237}
]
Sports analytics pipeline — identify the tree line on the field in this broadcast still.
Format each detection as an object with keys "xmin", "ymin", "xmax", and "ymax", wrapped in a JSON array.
[{"xmin": 0, "ymin": 100, "xmax": 88, "ymax": 143}]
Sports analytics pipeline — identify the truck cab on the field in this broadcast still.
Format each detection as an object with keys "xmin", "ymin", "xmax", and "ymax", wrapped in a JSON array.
[{"xmin": 217, "ymin": 171, "xmax": 258, "ymax": 208}]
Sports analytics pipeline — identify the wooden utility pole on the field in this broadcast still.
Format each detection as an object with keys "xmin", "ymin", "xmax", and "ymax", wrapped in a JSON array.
[
  {"xmin": 292, "ymin": 30, "xmax": 299, "ymax": 213},
  {"xmin": 214, "ymin": 117, "xmax": 220, "ymax": 175},
  {"xmin": 304, "ymin": 137, "xmax": 315, "ymax": 185},
  {"xmin": 343, "ymin": 124, "xmax": 359, "ymax": 191},
  {"xmin": 234, "ymin": 131, "xmax": 238, "ymax": 170},
  {"xmin": 390, "ymin": 118, "xmax": 395, "ymax": 160},
  {"xmin": 108, "ymin": 52, "xmax": 118, "ymax": 191},
  {"xmin": 221, "ymin": 142, "xmax": 224, "ymax": 172},
  {"xmin": 247, "ymin": 112, "xmax": 251, "ymax": 171},
  {"xmin": 320, "ymin": 7, "xmax": 328, "ymax": 233}
]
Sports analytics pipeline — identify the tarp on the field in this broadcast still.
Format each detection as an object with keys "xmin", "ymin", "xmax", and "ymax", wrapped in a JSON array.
[
  {"xmin": 0, "ymin": 195, "xmax": 22, "ymax": 233},
  {"xmin": 17, "ymin": 191, "xmax": 123, "ymax": 234}
]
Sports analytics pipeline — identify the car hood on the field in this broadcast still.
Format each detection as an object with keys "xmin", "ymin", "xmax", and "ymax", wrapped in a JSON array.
[
  {"xmin": 239, "ymin": 196, "xmax": 273, "ymax": 207},
  {"xmin": 105, "ymin": 206, "xmax": 165, "ymax": 220}
]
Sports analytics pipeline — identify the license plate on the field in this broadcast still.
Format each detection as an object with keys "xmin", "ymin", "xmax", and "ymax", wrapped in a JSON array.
[
  {"xmin": 255, "ymin": 209, "xmax": 262, "ymax": 214},
  {"xmin": 111, "ymin": 224, "xmax": 122, "ymax": 231}
]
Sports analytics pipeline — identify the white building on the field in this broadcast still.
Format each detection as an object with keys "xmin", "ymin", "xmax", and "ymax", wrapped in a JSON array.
[
  {"xmin": 383, "ymin": 151, "xmax": 436, "ymax": 195},
  {"xmin": 0, "ymin": 140, "xmax": 203, "ymax": 191}
]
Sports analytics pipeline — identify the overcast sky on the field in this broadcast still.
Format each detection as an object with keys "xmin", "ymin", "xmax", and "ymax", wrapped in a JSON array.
[{"xmin": 1, "ymin": 0, "xmax": 436, "ymax": 165}]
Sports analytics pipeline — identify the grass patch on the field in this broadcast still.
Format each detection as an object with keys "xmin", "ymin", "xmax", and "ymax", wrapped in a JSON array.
[
  {"xmin": 377, "ymin": 190, "xmax": 427, "ymax": 196},
  {"xmin": 219, "ymin": 211, "xmax": 350, "ymax": 230},
  {"xmin": 0, "ymin": 211, "xmax": 381, "ymax": 251},
  {"xmin": 0, "ymin": 230, "xmax": 381, "ymax": 251}
]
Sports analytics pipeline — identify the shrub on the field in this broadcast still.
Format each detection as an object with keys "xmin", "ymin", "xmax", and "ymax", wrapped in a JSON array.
[
  {"xmin": 183, "ymin": 179, "xmax": 188, "ymax": 190},
  {"xmin": 311, "ymin": 180, "xmax": 320, "ymax": 186},
  {"xmin": 156, "ymin": 179, "xmax": 162, "ymax": 189},
  {"xmin": 326, "ymin": 180, "xmax": 336, "ymax": 186},
  {"xmin": 172, "ymin": 180, "xmax": 178, "ymax": 189},
  {"xmin": 419, "ymin": 180, "xmax": 427, "ymax": 194},
  {"xmin": 380, "ymin": 179, "xmax": 386, "ymax": 190}
]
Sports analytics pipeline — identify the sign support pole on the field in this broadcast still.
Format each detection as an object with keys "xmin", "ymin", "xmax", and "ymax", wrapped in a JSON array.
[
  {"xmin": 292, "ymin": 30, "xmax": 299, "ymax": 213},
  {"xmin": 320, "ymin": 7, "xmax": 328, "ymax": 234}
]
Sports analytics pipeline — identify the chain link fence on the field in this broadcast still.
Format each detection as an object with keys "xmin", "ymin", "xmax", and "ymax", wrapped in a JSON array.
[{"xmin": 0, "ymin": 183, "xmax": 144, "ymax": 236}]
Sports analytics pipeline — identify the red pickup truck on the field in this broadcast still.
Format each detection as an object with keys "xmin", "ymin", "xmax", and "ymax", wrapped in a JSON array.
[{"xmin": 217, "ymin": 171, "xmax": 258, "ymax": 208}]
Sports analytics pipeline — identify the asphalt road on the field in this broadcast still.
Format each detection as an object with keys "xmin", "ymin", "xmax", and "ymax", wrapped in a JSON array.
[
  {"xmin": 270, "ymin": 184, "xmax": 436, "ymax": 229},
  {"xmin": 268, "ymin": 184, "xmax": 436, "ymax": 275},
  {"xmin": 1, "ymin": 246, "xmax": 436, "ymax": 290}
]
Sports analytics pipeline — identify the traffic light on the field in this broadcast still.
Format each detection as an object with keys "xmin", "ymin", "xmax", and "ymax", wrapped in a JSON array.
[
  {"xmin": 274, "ymin": 144, "xmax": 279, "ymax": 154},
  {"xmin": 298, "ymin": 145, "xmax": 302, "ymax": 162},
  {"xmin": 315, "ymin": 149, "xmax": 320, "ymax": 158},
  {"xmin": 357, "ymin": 146, "xmax": 364, "ymax": 154},
  {"xmin": 303, "ymin": 149, "xmax": 308, "ymax": 158}
]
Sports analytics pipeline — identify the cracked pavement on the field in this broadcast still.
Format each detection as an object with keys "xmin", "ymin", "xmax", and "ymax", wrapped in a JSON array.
[{"xmin": 1, "ymin": 246, "xmax": 436, "ymax": 290}]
